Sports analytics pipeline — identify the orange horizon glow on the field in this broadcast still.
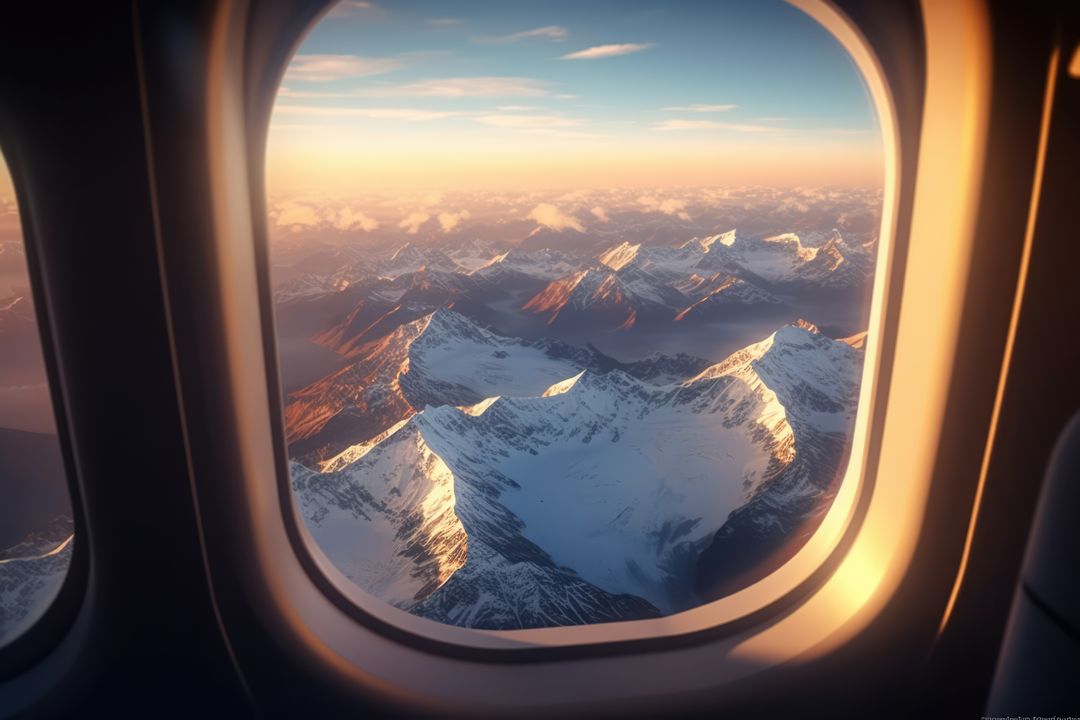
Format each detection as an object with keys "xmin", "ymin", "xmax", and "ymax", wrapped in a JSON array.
[{"xmin": 266, "ymin": 133, "xmax": 884, "ymax": 196}]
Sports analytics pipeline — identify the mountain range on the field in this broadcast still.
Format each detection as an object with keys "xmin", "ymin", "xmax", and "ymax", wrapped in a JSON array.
[
  {"xmin": 273, "ymin": 228, "xmax": 874, "ymax": 391},
  {"xmin": 290, "ymin": 309, "xmax": 863, "ymax": 629},
  {"xmin": 271, "ymin": 216, "xmax": 875, "ymax": 629}
]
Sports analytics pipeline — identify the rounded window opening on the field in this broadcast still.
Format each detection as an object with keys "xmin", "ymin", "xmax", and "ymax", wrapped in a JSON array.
[
  {"xmin": 267, "ymin": 0, "xmax": 884, "ymax": 632},
  {"xmin": 0, "ymin": 152, "xmax": 74, "ymax": 647}
]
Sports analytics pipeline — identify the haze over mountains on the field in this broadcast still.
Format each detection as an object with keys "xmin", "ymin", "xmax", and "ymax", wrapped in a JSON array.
[
  {"xmin": 272, "ymin": 187, "xmax": 878, "ymax": 386},
  {"xmin": 274, "ymin": 186, "xmax": 878, "ymax": 629}
]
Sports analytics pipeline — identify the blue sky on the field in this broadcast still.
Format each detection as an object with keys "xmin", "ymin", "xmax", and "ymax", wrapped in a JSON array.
[{"xmin": 269, "ymin": 0, "xmax": 883, "ymax": 192}]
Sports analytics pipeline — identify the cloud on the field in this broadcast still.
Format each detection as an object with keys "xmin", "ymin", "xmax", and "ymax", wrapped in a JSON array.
[
  {"xmin": 398, "ymin": 212, "xmax": 430, "ymax": 234},
  {"xmin": 358, "ymin": 76, "xmax": 556, "ymax": 98},
  {"xmin": 286, "ymin": 54, "xmax": 402, "ymax": 82},
  {"xmin": 473, "ymin": 114, "xmax": 581, "ymax": 129},
  {"xmin": 428, "ymin": 17, "xmax": 460, "ymax": 26},
  {"xmin": 496, "ymin": 105, "xmax": 546, "ymax": 111},
  {"xmin": 590, "ymin": 206, "xmax": 610, "ymax": 223},
  {"xmin": 653, "ymin": 119, "xmax": 780, "ymax": 133},
  {"xmin": 662, "ymin": 104, "xmax": 737, "ymax": 113},
  {"xmin": 475, "ymin": 26, "xmax": 569, "ymax": 44},
  {"xmin": 271, "ymin": 200, "xmax": 379, "ymax": 231},
  {"xmin": 437, "ymin": 209, "xmax": 471, "ymax": 232},
  {"xmin": 378, "ymin": 77, "xmax": 552, "ymax": 98},
  {"xmin": 637, "ymin": 195, "xmax": 690, "ymax": 221},
  {"xmin": 560, "ymin": 43, "xmax": 653, "ymax": 60},
  {"xmin": 334, "ymin": 208, "xmax": 379, "ymax": 231},
  {"xmin": 278, "ymin": 77, "xmax": 572, "ymax": 100},
  {"xmin": 527, "ymin": 203, "xmax": 584, "ymax": 232},
  {"xmin": 274, "ymin": 200, "xmax": 320, "ymax": 227},
  {"xmin": 273, "ymin": 105, "xmax": 463, "ymax": 122}
]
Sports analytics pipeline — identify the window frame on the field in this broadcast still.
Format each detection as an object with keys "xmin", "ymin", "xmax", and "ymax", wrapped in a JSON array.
[
  {"xmin": 185, "ymin": 1, "xmax": 1007, "ymax": 709},
  {"xmin": 0, "ymin": 145, "xmax": 88, "ymax": 680},
  {"xmin": 259, "ymin": 0, "xmax": 906, "ymax": 657}
]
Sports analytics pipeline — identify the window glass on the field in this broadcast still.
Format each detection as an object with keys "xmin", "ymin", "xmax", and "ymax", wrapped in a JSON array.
[
  {"xmin": 268, "ymin": 0, "xmax": 883, "ymax": 630},
  {"xmin": 0, "ymin": 153, "xmax": 74, "ymax": 645}
]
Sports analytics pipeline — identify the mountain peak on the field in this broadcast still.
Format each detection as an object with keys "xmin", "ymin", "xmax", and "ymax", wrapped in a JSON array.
[
  {"xmin": 679, "ymin": 228, "xmax": 735, "ymax": 253},
  {"xmin": 420, "ymin": 306, "xmax": 493, "ymax": 342},
  {"xmin": 790, "ymin": 318, "xmax": 821, "ymax": 334},
  {"xmin": 598, "ymin": 242, "xmax": 642, "ymax": 271},
  {"xmin": 760, "ymin": 233, "xmax": 818, "ymax": 262},
  {"xmin": 542, "ymin": 370, "xmax": 587, "ymax": 397},
  {"xmin": 840, "ymin": 330, "xmax": 867, "ymax": 350},
  {"xmin": 459, "ymin": 395, "xmax": 501, "ymax": 416},
  {"xmin": 703, "ymin": 229, "xmax": 737, "ymax": 249},
  {"xmin": 687, "ymin": 319, "xmax": 836, "ymax": 385}
]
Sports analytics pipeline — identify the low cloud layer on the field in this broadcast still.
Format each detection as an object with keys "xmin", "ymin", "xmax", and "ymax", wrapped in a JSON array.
[
  {"xmin": 335, "ymin": 208, "xmax": 379, "ymax": 232},
  {"xmin": 437, "ymin": 209, "xmax": 471, "ymax": 232},
  {"xmin": 527, "ymin": 203, "xmax": 584, "ymax": 232},
  {"xmin": 637, "ymin": 194, "xmax": 690, "ymax": 221},
  {"xmin": 398, "ymin": 212, "xmax": 431, "ymax": 234}
]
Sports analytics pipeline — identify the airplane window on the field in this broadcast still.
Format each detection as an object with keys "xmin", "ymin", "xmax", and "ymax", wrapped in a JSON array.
[
  {"xmin": 0, "ymin": 153, "xmax": 73, "ymax": 646},
  {"xmin": 267, "ymin": 0, "xmax": 883, "ymax": 631}
]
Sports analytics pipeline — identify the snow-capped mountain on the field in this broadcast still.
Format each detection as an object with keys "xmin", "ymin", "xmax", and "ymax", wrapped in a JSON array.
[
  {"xmin": 598, "ymin": 234, "xmax": 725, "ymax": 277},
  {"xmin": 521, "ymin": 266, "xmax": 692, "ymax": 332},
  {"xmin": 522, "ymin": 269, "xmax": 639, "ymax": 330},
  {"xmin": 0, "ymin": 517, "xmax": 73, "ymax": 645},
  {"xmin": 274, "ymin": 273, "xmax": 352, "ymax": 305},
  {"xmin": 695, "ymin": 320, "xmax": 864, "ymax": 598},
  {"xmin": 511, "ymin": 228, "xmax": 868, "ymax": 336},
  {"xmin": 304, "ymin": 269, "xmax": 503, "ymax": 357},
  {"xmin": 272, "ymin": 226, "xmax": 874, "ymax": 365},
  {"xmin": 794, "ymin": 232, "xmax": 875, "ymax": 289},
  {"xmin": 444, "ymin": 238, "xmax": 502, "ymax": 271},
  {"xmin": 392, "ymin": 267, "xmax": 498, "ymax": 308},
  {"xmin": 291, "ymin": 319, "xmax": 862, "ymax": 628},
  {"xmin": 674, "ymin": 274, "xmax": 784, "ymax": 323},
  {"xmin": 291, "ymin": 427, "xmax": 467, "ymax": 608},
  {"xmin": 840, "ymin": 330, "xmax": 868, "ymax": 350},
  {"xmin": 474, "ymin": 248, "xmax": 578, "ymax": 281},
  {"xmin": 590, "ymin": 227, "xmax": 871, "ymax": 296},
  {"xmin": 692, "ymin": 229, "xmax": 872, "ymax": 291},
  {"xmin": 714, "ymin": 232, "xmax": 818, "ymax": 284},
  {"xmin": 380, "ymin": 243, "xmax": 467, "ymax": 278},
  {"xmin": 285, "ymin": 309, "xmax": 705, "ymax": 463}
]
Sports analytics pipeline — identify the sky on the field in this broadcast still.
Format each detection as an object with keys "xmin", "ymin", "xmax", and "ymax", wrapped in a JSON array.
[{"xmin": 268, "ymin": 0, "xmax": 883, "ymax": 195}]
